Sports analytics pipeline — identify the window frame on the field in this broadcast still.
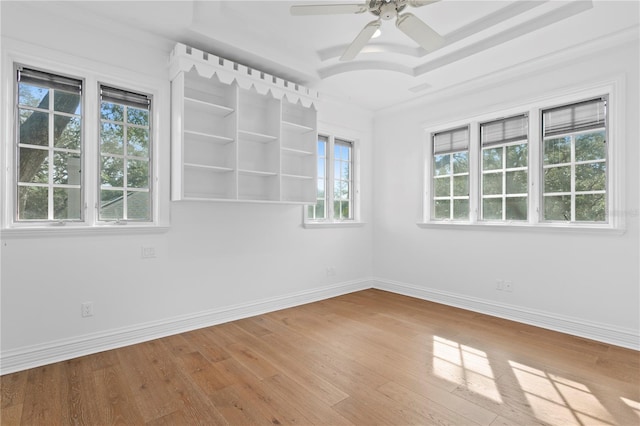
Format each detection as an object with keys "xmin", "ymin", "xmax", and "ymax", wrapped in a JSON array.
[
  {"xmin": 431, "ymin": 126, "xmax": 471, "ymax": 221},
  {"xmin": 14, "ymin": 65, "xmax": 85, "ymax": 223},
  {"xmin": 98, "ymin": 83, "xmax": 153, "ymax": 223},
  {"xmin": 479, "ymin": 114, "xmax": 529, "ymax": 222},
  {"xmin": 304, "ymin": 131, "xmax": 362, "ymax": 227},
  {"xmin": 1, "ymin": 45, "xmax": 169, "ymax": 235},
  {"xmin": 540, "ymin": 97, "xmax": 608, "ymax": 224},
  {"xmin": 421, "ymin": 81, "xmax": 623, "ymax": 232}
]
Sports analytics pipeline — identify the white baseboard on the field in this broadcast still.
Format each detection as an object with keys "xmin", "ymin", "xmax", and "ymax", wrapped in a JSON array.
[
  {"xmin": 3, "ymin": 277, "xmax": 636, "ymax": 374},
  {"xmin": 0, "ymin": 279, "xmax": 372, "ymax": 375},
  {"xmin": 372, "ymin": 278, "xmax": 640, "ymax": 351}
]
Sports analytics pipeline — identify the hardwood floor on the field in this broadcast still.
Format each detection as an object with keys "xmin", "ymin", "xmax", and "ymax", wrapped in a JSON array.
[{"xmin": 2, "ymin": 289, "xmax": 639, "ymax": 425}]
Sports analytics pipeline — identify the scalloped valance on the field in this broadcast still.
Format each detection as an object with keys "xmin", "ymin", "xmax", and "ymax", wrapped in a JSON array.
[{"xmin": 169, "ymin": 43, "xmax": 319, "ymax": 108}]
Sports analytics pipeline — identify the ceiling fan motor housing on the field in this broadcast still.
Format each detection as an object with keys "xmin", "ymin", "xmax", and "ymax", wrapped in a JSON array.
[{"xmin": 370, "ymin": 0, "xmax": 408, "ymax": 20}]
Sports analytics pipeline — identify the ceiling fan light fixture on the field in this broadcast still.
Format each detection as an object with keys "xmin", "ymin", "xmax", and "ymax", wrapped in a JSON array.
[{"xmin": 372, "ymin": 28, "xmax": 382, "ymax": 38}]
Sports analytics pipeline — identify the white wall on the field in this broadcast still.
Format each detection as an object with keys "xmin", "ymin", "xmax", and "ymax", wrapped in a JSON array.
[
  {"xmin": 372, "ymin": 37, "xmax": 640, "ymax": 343},
  {"xmin": 0, "ymin": 2, "xmax": 374, "ymax": 368}
]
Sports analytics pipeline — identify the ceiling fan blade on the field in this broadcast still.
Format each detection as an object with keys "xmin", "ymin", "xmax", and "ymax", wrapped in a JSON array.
[
  {"xmin": 290, "ymin": 3, "xmax": 368, "ymax": 16},
  {"xmin": 340, "ymin": 20, "xmax": 381, "ymax": 61},
  {"xmin": 407, "ymin": 0, "xmax": 440, "ymax": 7},
  {"xmin": 396, "ymin": 12, "xmax": 444, "ymax": 51}
]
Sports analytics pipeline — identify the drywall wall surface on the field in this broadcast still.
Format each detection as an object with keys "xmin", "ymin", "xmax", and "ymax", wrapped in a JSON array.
[
  {"xmin": 372, "ymin": 37, "xmax": 640, "ymax": 338},
  {"xmin": 0, "ymin": 2, "xmax": 374, "ymax": 355}
]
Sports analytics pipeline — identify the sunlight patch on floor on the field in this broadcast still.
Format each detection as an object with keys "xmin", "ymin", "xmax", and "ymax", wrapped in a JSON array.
[
  {"xmin": 509, "ymin": 361, "xmax": 615, "ymax": 426},
  {"xmin": 432, "ymin": 336, "xmax": 502, "ymax": 403},
  {"xmin": 621, "ymin": 397, "xmax": 640, "ymax": 420}
]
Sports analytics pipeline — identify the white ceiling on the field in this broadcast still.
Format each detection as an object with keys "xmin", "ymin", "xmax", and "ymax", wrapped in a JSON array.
[{"xmin": 45, "ymin": 1, "xmax": 640, "ymax": 111}]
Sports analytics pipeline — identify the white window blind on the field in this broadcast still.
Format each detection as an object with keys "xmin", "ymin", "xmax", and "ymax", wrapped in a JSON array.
[
  {"xmin": 18, "ymin": 67, "xmax": 82, "ymax": 94},
  {"xmin": 100, "ymin": 85, "xmax": 150, "ymax": 110},
  {"xmin": 481, "ymin": 114, "xmax": 528, "ymax": 146},
  {"xmin": 543, "ymin": 97, "xmax": 606, "ymax": 137},
  {"xmin": 433, "ymin": 126, "xmax": 469, "ymax": 154}
]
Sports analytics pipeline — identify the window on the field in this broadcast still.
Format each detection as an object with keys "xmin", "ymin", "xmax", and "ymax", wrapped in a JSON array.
[
  {"xmin": 432, "ymin": 127, "xmax": 469, "ymax": 220},
  {"xmin": 308, "ymin": 135, "xmax": 328, "ymax": 220},
  {"xmin": 16, "ymin": 67, "xmax": 83, "ymax": 221},
  {"xmin": 423, "ymin": 89, "xmax": 616, "ymax": 230},
  {"xmin": 306, "ymin": 133, "xmax": 358, "ymax": 224},
  {"xmin": 542, "ymin": 98, "xmax": 607, "ymax": 222},
  {"xmin": 334, "ymin": 138, "xmax": 354, "ymax": 220},
  {"xmin": 480, "ymin": 115, "xmax": 528, "ymax": 221},
  {"xmin": 99, "ymin": 85, "xmax": 152, "ymax": 221},
  {"xmin": 6, "ymin": 63, "xmax": 162, "ymax": 231}
]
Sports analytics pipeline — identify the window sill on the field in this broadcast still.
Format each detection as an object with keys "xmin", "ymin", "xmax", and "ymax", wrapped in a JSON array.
[
  {"xmin": 416, "ymin": 221, "xmax": 625, "ymax": 235},
  {"xmin": 1, "ymin": 224, "xmax": 170, "ymax": 239},
  {"xmin": 303, "ymin": 221, "xmax": 366, "ymax": 229}
]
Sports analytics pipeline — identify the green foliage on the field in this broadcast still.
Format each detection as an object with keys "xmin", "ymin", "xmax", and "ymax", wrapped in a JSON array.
[
  {"xmin": 452, "ymin": 152, "xmax": 468, "ymax": 174},
  {"xmin": 576, "ymin": 131, "xmax": 605, "ymax": 161},
  {"xmin": 434, "ymin": 177, "xmax": 449, "ymax": 197},
  {"xmin": 433, "ymin": 154, "xmax": 450, "ymax": 176},
  {"xmin": 543, "ymin": 131, "xmax": 607, "ymax": 222},
  {"xmin": 434, "ymin": 200, "xmax": 450, "ymax": 219},
  {"xmin": 483, "ymin": 148, "xmax": 502, "ymax": 170},
  {"xmin": 544, "ymin": 195, "xmax": 571, "ymax": 221},
  {"xmin": 506, "ymin": 143, "xmax": 528, "ymax": 168},
  {"xmin": 483, "ymin": 173, "xmax": 502, "ymax": 195},
  {"xmin": 505, "ymin": 197, "xmax": 527, "ymax": 220},
  {"xmin": 576, "ymin": 193, "xmax": 605, "ymax": 221},
  {"xmin": 453, "ymin": 199, "xmax": 469, "ymax": 220},
  {"xmin": 544, "ymin": 137, "xmax": 571, "ymax": 165},
  {"xmin": 544, "ymin": 166, "xmax": 571, "ymax": 193},
  {"xmin": 506, "ymin": 170, "xmax": 527, "ymax": 194},
  {"xmin": 483, "ymin": 198, "xmax": 502, "ymax": 220}
]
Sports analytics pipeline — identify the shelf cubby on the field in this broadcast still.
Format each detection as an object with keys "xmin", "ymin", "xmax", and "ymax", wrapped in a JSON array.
[{"xmin": 183, "ymin": 166, "xmax": 236, "ymax": 200}]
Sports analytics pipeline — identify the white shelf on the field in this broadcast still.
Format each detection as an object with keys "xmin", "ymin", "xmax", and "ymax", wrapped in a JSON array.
[
  {"xmin": 238, "ymin": 169, "xmax": 278, "ymax": 177},
  {"xmin": 282, "ymin": 146, "xmax": 314, "ymax": 156},
  {"xmin": 184, "ymin": 130, "xmax": 234, "ymax": 144},
  {"xmin": 185, "ymin": 97, "xmax": 234, "ymax": 117},
  {"xmin": 282, "ymin": 120, "xmax": 315, "ymax": 134},
  {"xmin": 282, "ymin": 173, "xmax": 314, "ymax": 180},
  {"xmin": 184, "ymin": 163, "xmax": 234, "ymax": 173},
  {"xmin": 238, "ymin": 129, "xmax": 277, "ymax": 143}
]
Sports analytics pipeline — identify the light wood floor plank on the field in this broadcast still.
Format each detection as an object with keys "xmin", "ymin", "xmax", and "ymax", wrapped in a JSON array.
[{"xmin": 1, "ymin": 289, "xmax": 638, "ymax": 425}]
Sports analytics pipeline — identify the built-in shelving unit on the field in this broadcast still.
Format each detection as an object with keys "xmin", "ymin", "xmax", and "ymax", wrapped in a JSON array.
[{"xmin": 170, "ymin": 43, "xmax": 319, "ymax": 204}]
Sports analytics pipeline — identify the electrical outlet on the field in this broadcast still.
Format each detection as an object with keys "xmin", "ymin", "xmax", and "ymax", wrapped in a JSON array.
[
  {"xmin": 81, "ymin": 302, "xmax": 94, "ymax": 317},
  {"xmin": 496, "ymin": 280, "xmax": 513, "ymax": 292},
  {"xmin": 141, "ymin": 246, "xmax": 156, "ymax": 259}
]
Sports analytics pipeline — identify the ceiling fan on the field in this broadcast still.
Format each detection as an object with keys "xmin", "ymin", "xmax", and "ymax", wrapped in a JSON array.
[{"xmin": 290, "ymin": 0, "xmax": 445, "ymax": 61}]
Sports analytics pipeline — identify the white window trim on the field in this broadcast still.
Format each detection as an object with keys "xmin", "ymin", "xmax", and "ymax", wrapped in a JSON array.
[
  {"xmin": 419, "ymin": 78, "xmax": 625, "ymax": 234},
  {"xmin": 303, "ymin": 126, "xmax": 364, "ymax": 228},
  {"xmin": 1, "ymin": 40, "xmax": 170, "ymax": 237}
]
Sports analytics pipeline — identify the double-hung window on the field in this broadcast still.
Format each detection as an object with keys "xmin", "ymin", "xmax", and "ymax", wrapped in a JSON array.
[
  {"xmin": 480, "ymin": 115, "xmax": 529, "ymax": 221},
  {"xmin": 306, "ymin": 134, "xmax": 357, "ymax": 224},
  {"xmin": 16, "ymin": 67, "xmax": 83, "ymax": 222},
  {"xmin": 432, "ymin": 126, "xmax": 469, "ymax": 220},
  {"xmin": 333, "ymin": 138, "xmax": 354, "ymax": 220},
  {"xmin": 8, "ymin": 64, "xmax": 160, "ymax": 230},
  {"xmin": 99, "ymin": 85, "xmax": 152, "ymax": 222},
  {"xmin": 542, "ymin": 97, "xmax": 607, "ymax": 222},
  {"xmin": 424, "ymin": 89, "xmax": 615, "ymax": 229}
]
